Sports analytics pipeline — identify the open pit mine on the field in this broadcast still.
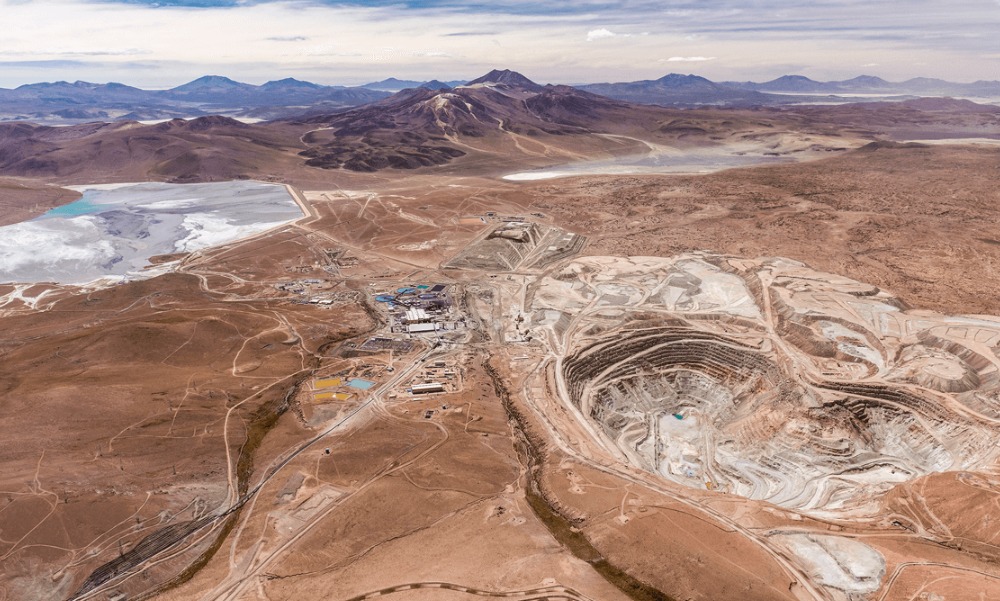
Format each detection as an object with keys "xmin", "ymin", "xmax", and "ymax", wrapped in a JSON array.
[
  {"xmin": 527, "ymin": 254, "xmax": 1000, "ymax": 516},
  {"xmin": 478, "ymin": 252, "xmax": 1000, "ymax": 599}
]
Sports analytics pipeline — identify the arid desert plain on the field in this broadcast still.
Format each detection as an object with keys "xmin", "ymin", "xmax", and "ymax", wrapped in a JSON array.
[{"xmin": 2, "ymin": 71, "xmax": 1000, "ymax": 601}]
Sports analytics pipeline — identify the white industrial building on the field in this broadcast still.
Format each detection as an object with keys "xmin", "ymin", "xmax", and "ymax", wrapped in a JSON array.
[
  {"xmin": 411, "ymin": 382, "xmax": 445, "ymax": 394},
  {"xmin": 405, "ymin": 307, "xmax": 431, "ymax": 323}
]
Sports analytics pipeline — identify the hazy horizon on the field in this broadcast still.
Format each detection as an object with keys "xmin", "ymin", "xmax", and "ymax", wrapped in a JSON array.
[
  {"xmin": 1, "ymin": 0, "xmax": 998, "ymax": 89},
  {"xmin": 3, "ymin": 68, "xmax": 1000, "ymax": 91}
]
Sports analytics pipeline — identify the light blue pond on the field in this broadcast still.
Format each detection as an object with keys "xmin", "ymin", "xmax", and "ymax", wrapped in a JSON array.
[
  {"xmin": 347, "ymin": 378, "xmax": 375, "ymax": 390},
  {"xmin": 38, "ymin": 194, "xmax": 105, "ymax": 218}
]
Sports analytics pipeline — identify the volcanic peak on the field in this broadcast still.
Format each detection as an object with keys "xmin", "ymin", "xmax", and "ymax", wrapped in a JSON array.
[
  {"xmin": 421, "ymin": 79, "xmax": 453, "ymax": 90},
  {"xmin": 259, "ymin": 78, "xmax": 325, "ymax": 91},
  {"xmin": 170, "ymin": 75, "xmax": 255, "ymax": 93},
  {"xmin": 466, "ymin": 69, "xmax": 544, "ymax": 91},
  {"xmin": 655, "ymin": 73, "xmax": 717, "ymax": 88}
]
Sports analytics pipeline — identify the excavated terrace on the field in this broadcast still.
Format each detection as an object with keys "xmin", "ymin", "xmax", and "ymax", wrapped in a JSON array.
[{"xmin": 527, "ymin": 254, "xmax": 1000, "ymax": 517}]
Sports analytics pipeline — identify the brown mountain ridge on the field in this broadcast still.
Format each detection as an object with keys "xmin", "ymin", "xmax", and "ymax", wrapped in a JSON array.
[{"xmin": 0, "ymin": 70, "xmax": 998, "ymax": 181}]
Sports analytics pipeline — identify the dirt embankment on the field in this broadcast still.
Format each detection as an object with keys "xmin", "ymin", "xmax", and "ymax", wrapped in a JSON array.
[
  {"xmin": 483, "ymin": 355, "xmax": 676, "ymax": 601},
  {"xmin": 0, "ymin": 177, "xmax": 80, "ymax": 225}
]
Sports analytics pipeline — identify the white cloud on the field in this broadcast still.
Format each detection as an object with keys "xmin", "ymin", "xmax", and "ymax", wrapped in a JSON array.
[
  {"xmin": 587, "ymin": 28, "xmax": 628, "ymax": 42},
  {"xmin": 663, "ymin": 56, "xmax": 717, "ymax": 62},
  {"xmin": 2, "ymin": 48, "xmax": 149, "ymax": 57},
  {"xmin": 0, "ymin": 0, "xmax": 995, "ymax": 87}
]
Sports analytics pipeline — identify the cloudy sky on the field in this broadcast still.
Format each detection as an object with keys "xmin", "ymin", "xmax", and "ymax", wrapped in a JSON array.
[{"xmin": 0, "ymin": 0, "xmax": 997, "ymax": 87}]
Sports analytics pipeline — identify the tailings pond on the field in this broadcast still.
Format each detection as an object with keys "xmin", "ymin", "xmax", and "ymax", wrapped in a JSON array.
[
  {"xmin": 502, "ymin": 147, "xmax": 794, "ymax": 181},
  {"xmin": 0, "ymin": 181, "xmax": 303, "ymax": 285}
]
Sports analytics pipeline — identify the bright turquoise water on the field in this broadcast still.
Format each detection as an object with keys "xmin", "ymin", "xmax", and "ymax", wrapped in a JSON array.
[{"xmin": 38, "ymin": 194, "xmax": 105, "ymax": 219}]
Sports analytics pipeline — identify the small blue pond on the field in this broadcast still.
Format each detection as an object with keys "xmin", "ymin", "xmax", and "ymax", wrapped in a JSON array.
[
  {"xmin": 37, "ymin": 194, "xmax": 105, "ymax": 219},
  {"xmin": 347, "ymin": 378, "xmax": 375, "ymax": 390}
]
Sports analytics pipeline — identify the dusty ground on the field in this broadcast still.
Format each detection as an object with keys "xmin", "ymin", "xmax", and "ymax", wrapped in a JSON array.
[
  {"xmin": 156, "ymin": 359, "xmax": 628, "ymax": 601},
  {"xmin": 0, "ymin": 176, "xmax": 80, "ymax": 225},
  {"xmin": 524, "ymin": 142, "xmax": 1000, "ymax": 316},
  {"xmin": 0, "ymin": 254, "xmax": 370, "ymax": 599}
]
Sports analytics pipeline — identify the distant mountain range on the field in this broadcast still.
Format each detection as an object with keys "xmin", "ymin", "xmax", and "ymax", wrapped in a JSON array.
[
  {"xmin": 577, "ymin": 73, "xmax": 776, "ymax": 107},
  {"xmin": 578, "ymin": 73, "xmax": 1000, "ymax": 107},
  {"xmin": 2, "ymin": 71, "xmax": 999, "ymax": 124},
  {"xmin": 723, "ymin": 74, "xmax": 1000, "ymax": 96},
  {"xmin": 360, "ymin": 77, "xmax": 465, "ymax": 92},
  {"xmin": 288, "ymin": 69, "xmax": 902, "ymax": 173},
  {"xmin": 0, "ymin": 76, "xmax": 391, "ymax": 123},
  {"xmin": 3, "ymin": 69, "xmax": 998, "ymax": 182}
]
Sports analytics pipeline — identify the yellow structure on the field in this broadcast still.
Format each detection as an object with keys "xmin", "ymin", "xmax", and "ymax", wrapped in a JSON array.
[{"xmin": 314, "ymin": 377, "xmax": 343, "ymax": 389}]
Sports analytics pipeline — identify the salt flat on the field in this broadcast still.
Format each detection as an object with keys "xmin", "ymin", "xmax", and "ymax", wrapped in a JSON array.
[
  {"xmin": 503, "ymin": 149, "xmax": 793, "ymax": 181},
  {"xmin": 0, "ymin": 181, "xmax": 302, "ymax": 285}
]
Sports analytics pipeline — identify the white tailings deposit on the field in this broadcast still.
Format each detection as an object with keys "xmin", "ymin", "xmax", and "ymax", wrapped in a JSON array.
[
  {"xmin": 0, "ymin": 181, "xmax": 303, "ymax": 286},
  {"xmin": 771, "ymin": 533, "xmax": 885, "ymax": 598},
  {"xmin": 502, "ymin": 149, "xmax": 793, "ymax": 181}
]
